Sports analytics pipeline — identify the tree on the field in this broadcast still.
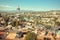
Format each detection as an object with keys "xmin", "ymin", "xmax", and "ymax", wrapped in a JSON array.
[
  {"xmin": 25, "ymin": 32, "xmax": 37, "ymax": 40},
  {"xmin": 55, "ymin": 21, "xmax": 60, "ymax": 26}
]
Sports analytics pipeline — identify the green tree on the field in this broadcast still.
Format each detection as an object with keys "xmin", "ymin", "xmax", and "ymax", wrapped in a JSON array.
[{"xmin": 25, "ymin": 32, "xmax": 37, "ymax": 40}]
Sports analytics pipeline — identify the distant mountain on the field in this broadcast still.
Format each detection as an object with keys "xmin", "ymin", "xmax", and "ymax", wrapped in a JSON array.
[
  {"xmin": 0, "ymin": 10, "xmax": 60, "ymax": 13},
  {"xmin": 0, "ymin": 9, "xmax": 34, "ymax": 13},
  {"xmin": 47, "ymin": 10, "xmax": 60, "ymax": 12}
]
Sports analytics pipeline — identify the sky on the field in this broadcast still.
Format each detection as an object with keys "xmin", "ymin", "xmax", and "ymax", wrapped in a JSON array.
[{"xmin": 0, "ymin": 0, "xmax": 60, "ymax": 11}]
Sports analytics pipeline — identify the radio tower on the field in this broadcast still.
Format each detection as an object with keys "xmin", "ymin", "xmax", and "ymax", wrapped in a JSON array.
[{"xmin": 17, "ymin": 5, "xmax": 20, "ymax": 13}]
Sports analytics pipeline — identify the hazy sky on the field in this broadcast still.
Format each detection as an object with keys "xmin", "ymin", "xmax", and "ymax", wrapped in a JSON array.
[{"xmin": 0, "ymin": 0, "xmax": 60, "ymax": 11}]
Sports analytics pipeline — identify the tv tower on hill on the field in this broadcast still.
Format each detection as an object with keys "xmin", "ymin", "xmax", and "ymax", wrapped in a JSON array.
[{"xmin": 17, "ymin": 5, "xmax": 20, "ymax": 12}]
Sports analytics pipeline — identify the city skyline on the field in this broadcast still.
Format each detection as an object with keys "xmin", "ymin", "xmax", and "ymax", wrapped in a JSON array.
[{"xmin": 0, "ymin": 0, "xmax": 60, "ymax": 11}]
